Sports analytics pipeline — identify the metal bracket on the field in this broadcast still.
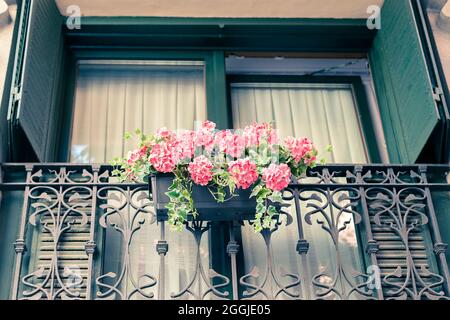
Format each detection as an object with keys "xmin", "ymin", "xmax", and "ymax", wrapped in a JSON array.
[
  {"xmin": 84, "ymin": 241, "xmax": 96, "ymax": 255},
  {"xmin": 296, "ymin": 239, "xmax": 310, "ymax": 254},
  {"xmin": 432, "ymin": 87, "xmax": 443, "ymax": 102},
  {"xmin": 156, "ymin": 240, "xmax": 169, "ymax": 255},
  {"xmin": 434, "ymin": 242, "xmax": 448, "ymax": 255},
  {"xmin": 226, "ymin": 241, "xmax": 240, "ymax": 255},
  {"xmin": 11, "ymin": 86, "xmax": 21, "ymax": 104},
  {"xmin": 13, "ymin": 239, "xmax": 26, "ymax": 253},
  {"xmin": 366, "ymin": 240, "xmax": 380, "ymax": 255}
]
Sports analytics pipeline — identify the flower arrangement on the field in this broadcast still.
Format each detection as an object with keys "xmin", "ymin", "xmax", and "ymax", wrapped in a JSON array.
[{"xmin": 112, "ymin": 121, "xmax": 325, "ymax": 232}]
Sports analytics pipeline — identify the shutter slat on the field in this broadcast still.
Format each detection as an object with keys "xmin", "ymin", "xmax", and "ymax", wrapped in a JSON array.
[
  {"xmin": 368, "ymin": 200, "xmax": 441, "ymax": 299},
  {"xmin": 15, "ymin": 0, "xmax": 64, "ymax": 161},
  {"xmin": 29, "ymin": 188, "xmax": 91, "ymax": 300}
]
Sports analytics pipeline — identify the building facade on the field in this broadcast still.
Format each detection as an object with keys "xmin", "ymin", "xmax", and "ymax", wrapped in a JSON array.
[{"xmin": 0, "ymin": 0, "xmax": 450, "ymax": 300}]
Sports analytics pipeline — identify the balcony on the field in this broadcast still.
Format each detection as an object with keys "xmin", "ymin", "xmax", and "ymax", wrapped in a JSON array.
[{"xmin": 0, "ymin": 163, "xmax": 450, "ymax": 300}]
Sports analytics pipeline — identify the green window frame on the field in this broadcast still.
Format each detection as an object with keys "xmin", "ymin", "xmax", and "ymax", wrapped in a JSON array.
[
  {"xmin": 225, "ymin": 74, "xmax": 381, "ymax": 163},
  {"xmin": 56, "ymin": 20, "xmax": 383, "ymax": 299},
  {"xmin": 61, "ymin": 53, "xmax": 381, "ymax": 163},
  {"xmin": 59, "ymin": 49, "xmax": 229, "ymax": 162}
]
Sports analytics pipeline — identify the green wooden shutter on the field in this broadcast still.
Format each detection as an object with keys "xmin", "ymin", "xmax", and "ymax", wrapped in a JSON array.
[
  {"xmin": 368, "ymin": 200, "xmax": 441, "ymax": 299},
  {"xmin": 26, "ymin": 188, "xmax": 91, "ymax": 300},
  {"xmin": 7, "ymin": 0, "xmax": 64, "ymax": 162},
  {"xmin": 369, "ymin": 0, "xmax": 442, "ymax": 164}
]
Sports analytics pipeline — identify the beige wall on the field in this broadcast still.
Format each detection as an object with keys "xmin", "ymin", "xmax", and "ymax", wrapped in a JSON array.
[
  {"xmin": 426, "ymin": 1, "xmax": 450, "ymax": 92},
  {"xmin": 56, "ymin": 0, "xmax": 384, "ymax": 18},
  {"xmin": 0, "ymin": 2, "xmax": 16, "ymax": 106}
]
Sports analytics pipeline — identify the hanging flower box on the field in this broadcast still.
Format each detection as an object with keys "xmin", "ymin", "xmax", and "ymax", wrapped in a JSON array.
[
  {"xmin": 150, "ymin": 173, "xmax": 257, "ymax": 222},
  {"xmin": 112, "ymin": 121, "xmax": 325, "ymax": 232}
]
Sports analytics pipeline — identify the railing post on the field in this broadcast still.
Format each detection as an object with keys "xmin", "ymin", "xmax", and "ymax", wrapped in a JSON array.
[
  {"xmin": 292, "ymin": 185, "xmax": 311, "ymax": 300},
  {"xmin": 11, "ymin": 164, "xmax": 33, "ymax": 300},
  {"xmin": 157, "ymin": 221, "xmax": 168, "ymax": 300},
  {"xmin": 419, "ymin": 166, "xmax": 450, "ymax": 296},
  {"xmin": 355, "ymin": 165, "xmax": 383, "ymax": 300},
  {"xmin": 227, "ymin": 221, "xmax": 240, "ymax": 300},
  {"xmin": 0, "ymin": 164, "xmax": 3, "ymax": 206},
  {"xmin": 84, "ymin": 164, "xmax": 99, "ymax": 300}
]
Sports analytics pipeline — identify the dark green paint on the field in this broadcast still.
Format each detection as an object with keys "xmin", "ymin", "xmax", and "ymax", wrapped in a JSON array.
[{"xmin": 369, "ymin": 0, "xmax": 441, "ymax": 164}]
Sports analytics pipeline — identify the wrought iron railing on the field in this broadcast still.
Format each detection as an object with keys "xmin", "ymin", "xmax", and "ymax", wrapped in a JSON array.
[{"xmin": 0, "ymin": 163, "xmax": 449, "ymax": 300}]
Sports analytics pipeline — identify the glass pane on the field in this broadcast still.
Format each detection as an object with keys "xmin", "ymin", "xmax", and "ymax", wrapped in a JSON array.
[
  {"xmin": 231, "ymin": 82, "xmax": 368, "ymax": 163},
  {"xmin": 69, "ymin": 60, "xmax": 208, "ymax": 299},
  {"xmin": 70, "ymin": 60, "xmax": 206, "ymax": 163},
  {"xmin": 231, "ymin": 82, "xmax": 368, "ymax": 299}
]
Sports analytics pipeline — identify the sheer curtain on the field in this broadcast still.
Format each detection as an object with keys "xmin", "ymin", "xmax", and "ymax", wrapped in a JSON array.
[
  {"xmin": 70, "ymin": 61, "xmax": 206, "ymax": 163},
  {"xmin": 70, "ymin": 61, "xmax": 208, "ymax": 299},
  {"xmin": 231, "ymin": 82, "xmax": 368, "ymax": 299}
]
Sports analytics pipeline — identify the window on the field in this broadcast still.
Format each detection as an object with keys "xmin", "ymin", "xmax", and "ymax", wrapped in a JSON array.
[
  {"xmin": 223, "ymin": 57, "xmax": 371, "ymax": 298},
  {"xmin": 70, "ymin": 60, "xmax": 206, "ymax": 163},
  {"xmin": 230, "ymin": 81, "xmax": 368, "ymax": 163},
  {"xmin": 64, "ymin": 54, "xmax": 378, "ymax": 299}
]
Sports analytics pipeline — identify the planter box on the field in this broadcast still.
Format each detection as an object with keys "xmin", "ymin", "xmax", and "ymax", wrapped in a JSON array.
[{"xmin": 150, "ymin": 174, "xmax": 258, "ymax": 222}]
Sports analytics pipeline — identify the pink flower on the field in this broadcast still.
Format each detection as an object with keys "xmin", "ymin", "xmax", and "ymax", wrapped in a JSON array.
[
  {"xmin": 149, "ymin": 142, "xmax": 178, "ymax": 173},
  {"xmin": 156, "ymin": 127, "xmax": 177, "ymax": 142},
  {"xmin": 188, "ymin": 155, "xmax": 214, "ymax": 186},
  {"xmin": 194, "ymin": 121, "xmax": 216, "ymax": 152},
  {"xmin": 262, "ymin": 163, "xmax": 291, "ymax": 191},
  {"xmin": 127, "ymin": 146, "xmax": 148, "ymax": 165},
  {"xmin": 284, "ymin": 137, "xmax": 316, "ymax": 165},
  {"xmin": 243, "ymin": 123, "xmax": 278, "ymax": 148},
  {"xmin": 228, "ymin": 158, "xmax": 259, "ymax": 189},
  {"xmin": 176, "ymin": 130, "xmax": 196, "ymax": 160},
  {"xmin": 215, "ymin": 130, "xmax": 246, "ymax": 158}
]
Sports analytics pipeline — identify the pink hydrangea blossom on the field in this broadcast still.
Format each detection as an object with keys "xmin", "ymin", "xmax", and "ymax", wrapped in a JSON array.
[
  {"xmin": 156, "ymin": 127, "xmax": 176, "ymax": 142},
  {"xmin": 176, "ymin": 130, "xmax": 196, "ymax": 160},
  {"xmin": 284, "ymin": 137, "xmax": 317, "ymax": 165},
  {"xmin": 262, "ymin": 163, "xmax": 291, "ymax": 191},
  {"xmin": 149, "ymin": 142, "xmax": 178, "ymax": 173},
  {"xmin": 243, "ymin": 123, "xmax": 278, "ymax": 147},
  {"xmin": 228, "ymin": 158, "xmax": 259, "ymax": 189},
  {"xmin": 194, "ymin": 121, "xmax": 216, "ymax": 152},
  {"xmin": 188, "ymin": 155, "xmax": 214, "ymax": 186},
  {"xmin": 127, "ymin": 146, "xmax": 148, "ymax": 165},
  {"xmin": 215, "ymin": 130, "xmax": 246, "ymax": 158}
]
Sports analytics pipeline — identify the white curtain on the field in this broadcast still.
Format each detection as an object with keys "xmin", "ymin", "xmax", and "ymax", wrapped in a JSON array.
[
  {"xmin": 70, "ymin": 61, "xmax": 208, "ymax": 299},
  {"xmin": 231, "ymin": 82, "xmax": 368, "ymax": 299},
  {"xmin": 70, "ymin": 62, "xmax": 206, "ymax": 163}
]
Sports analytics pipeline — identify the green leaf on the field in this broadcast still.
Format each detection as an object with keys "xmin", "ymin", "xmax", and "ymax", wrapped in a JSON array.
[
  {"xmin": 250, "ymin": 185, "xmax": 263, "ymax": 198},
  {"xmin": 256, "ymin": 203, "xmax": 266, "ymax": 214},
  {"xmin": 166, "ymin": 190, "xmax": 180, "ymax": 199},
  {"xmin": 268, "ymin": 205, "xmax": 277, "ymax": 214},
  {"xmin": 268, "ymin": 191, "xmax": 283, "ymax": 203}
]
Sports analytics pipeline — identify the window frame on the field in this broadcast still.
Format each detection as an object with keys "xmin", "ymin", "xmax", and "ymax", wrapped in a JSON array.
[
  {"xmin": 59, "ymin": 49, "xmax": 228, "ymax": 162},
  {"xmin": 54, "ymin": 16, "xmax": 377, "ymax": 162},
  {"xmin": 58, "ymin": 32, "xmax": 383, "ymax": 295},
  {"xmin": 226, "ymin": 74, "xmax": 381, "ymax": 163}
]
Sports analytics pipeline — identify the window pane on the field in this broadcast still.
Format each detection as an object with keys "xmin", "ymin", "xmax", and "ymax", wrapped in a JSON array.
[
  {"xmin": 231, "ymin": 82, "xmax": 368, "ymax": 299},
  {"xmin": 231, "ymin": 82, "xmax": 368, "ymax": 163},
  {"xmin": 70, "ymin": 60, "xmax": 206, "ymax": 163},
  {"xmin": 69, "ymin": 60, "xmax": 208, "ymax": 299}
]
